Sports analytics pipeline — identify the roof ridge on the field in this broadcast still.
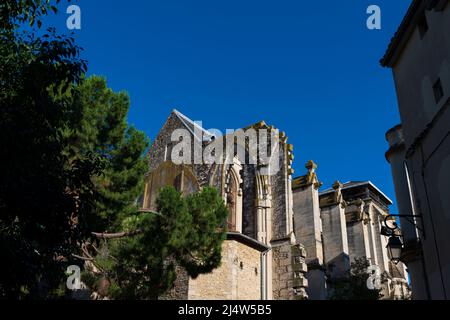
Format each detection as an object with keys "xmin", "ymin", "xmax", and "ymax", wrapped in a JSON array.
[{"xmin": 172, "ymin": 109, "xmax": 214, "ymax": 141}]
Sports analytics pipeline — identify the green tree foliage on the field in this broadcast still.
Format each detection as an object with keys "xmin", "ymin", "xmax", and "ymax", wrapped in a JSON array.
[
  {"xmin": 66, "ymin": 78, "xmax": 227, "ymax": 300},
  {"xmin": 1, "ymin": 0, "xmax": 65, "ymax": 30},
  {"xmin": 83, "ymin": 187, "xmax": 228, "ymax": 300},
  {"xmin": 65, "ymin": 76, "xmax": 150, "ymax": 233},
  {"xmin": 0, "ymin": 0, "xmax": 101, "ymax": 299},
  {"xmin": 328, "ymin": 258, "xmax": 385, "ymax": 300},
  {"xmin": 1, "ymin": 0, "xmax": 226, "ymax": 300}
]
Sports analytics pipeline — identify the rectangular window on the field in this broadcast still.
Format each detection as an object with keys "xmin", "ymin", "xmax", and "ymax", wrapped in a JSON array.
[
  {"xmin": 418, "ymin": 15, "xmax": 429, "ymax": 39},
  {"xmin": 165, "ymin": 142, "xmax": 174, "ymax": 161},
  {"xmin": 433, "ymin": 78, "xmax": 444, "ymax": 104}
]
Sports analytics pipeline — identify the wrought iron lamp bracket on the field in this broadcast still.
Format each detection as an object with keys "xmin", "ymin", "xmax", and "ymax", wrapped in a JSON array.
[{"xmin": 383, "ymin": 214, "xmax": 424, "ymax": 238}]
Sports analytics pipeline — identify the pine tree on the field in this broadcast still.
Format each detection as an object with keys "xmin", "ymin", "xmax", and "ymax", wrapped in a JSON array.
[
  {"xmin": 1, "ymin": 1, "xmax": 227, "ymax": 300},
  {"xmin": 65, "ymin": 76, "xmax": 150, "ymax": 233},
  {"xmin": 83, "ymin": 186, "xmax": 228, "ymax": 300},
  {"xmin": 68, "ymin": 78, "xmax": 228, "ymax": 300}
]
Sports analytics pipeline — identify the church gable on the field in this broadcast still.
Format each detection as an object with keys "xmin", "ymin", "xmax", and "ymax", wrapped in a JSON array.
[{"xmin": 147, "ymin": 111, "xmax": 190, "ymax": 172}]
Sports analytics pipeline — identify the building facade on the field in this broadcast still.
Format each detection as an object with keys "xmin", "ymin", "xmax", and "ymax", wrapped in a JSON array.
[
  {"xmin": 144, "ymin": 110, "xmax": 309, "ymax": 300},
  {"xmin": 293, "ymin": 166, "xmax": 410, "ymax": 300},
  {"xmin": 382, "ymin": 0, "xmax": 450, "ymax": 299},
  {"xmin": 143, "ymin": 110, "xmax": 409, "ymax": 300}
]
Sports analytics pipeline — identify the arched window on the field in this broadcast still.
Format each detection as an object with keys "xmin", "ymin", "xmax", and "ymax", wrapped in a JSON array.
[
  {"xmin": 225, "ymin": 159, "xmax": 243, "ymax": 233},
  {"xmin": 227, "ymin": 171, "xmax": 238, "ymax": 231},
  {"xmin": 143, "ymin": 162, "xmax": 199, "ymax": 211}
]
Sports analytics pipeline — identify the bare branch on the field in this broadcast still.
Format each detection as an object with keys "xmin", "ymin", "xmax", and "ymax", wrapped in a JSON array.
[
  {"xmin": 72, "ymin": 254, "xmax": 93, "ymax": 261},
  {"xmin": 91, "ymin": 230, "xmax": 142, "ymax": 239}
]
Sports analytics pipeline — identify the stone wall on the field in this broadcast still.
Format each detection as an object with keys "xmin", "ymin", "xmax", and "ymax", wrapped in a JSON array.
[
  {"xmin": 188, "ymin": 240, "xmax": 261, "ymax": 300},
  {"xmin": 292, "ymin": 182, "xmax": 327, "ymax": 299},
  {"xmin": 242, "ymin": 164, "xmax": 257, "ymax": 238},
  {"xmin": 345, "ymin": 200, "xmax": 372, "ymax": 263},
  {"xmin": 147, "ymin": 112, "xmax": 185, "ymax": 171},
  {"xmin": 159, "ymin": 265, "xmax": 189, "ymax": 300},
  {"xmin": 346, "ymin": 220, "xmax": 370, "ymax": 262},
  {"xmin": 320, "ymin": 204, "xmax": 350, "ymax": 279},
  {"xmin": 271, "ymin": 241, "xmax": 308, "ymax": 300},
  {"xmin": 292, "ymin": 184, "xmax": 323, "ymax": 263},
  {"xmin": 271, "ymin": 143, "xmax": 289, "ymax": 240}
]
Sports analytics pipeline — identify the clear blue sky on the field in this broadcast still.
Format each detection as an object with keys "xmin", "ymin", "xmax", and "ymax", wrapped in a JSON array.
[{"xmin": 46, "ymin": 0, "xmax": 411, "ymax": 212}]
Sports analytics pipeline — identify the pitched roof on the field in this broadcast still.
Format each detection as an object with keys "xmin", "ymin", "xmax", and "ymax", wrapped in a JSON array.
[{"xmin": 172, "ymin": 109, "xmax": 216, "ymax": 142}]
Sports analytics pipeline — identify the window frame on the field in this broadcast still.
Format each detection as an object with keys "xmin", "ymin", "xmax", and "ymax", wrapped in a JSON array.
[{"xmin": 433, "ymin": 78, "xmax": 444, "ymax": 104}]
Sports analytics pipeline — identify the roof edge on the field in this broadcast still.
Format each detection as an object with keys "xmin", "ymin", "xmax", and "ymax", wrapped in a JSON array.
[
  {"xmin": 381, "ymin": 0, "xmax": 423, "ymax": 68},
  {"xmin": 319, "ymin": 181, "xmax": 393, "ymax": 205},
  {"xmin": 381, "ymin": 0, "xmax": 449, "ymax": 68},
  {"xmin": 226, "ymin": 232, "xmax": 270, "ymax": 252}
]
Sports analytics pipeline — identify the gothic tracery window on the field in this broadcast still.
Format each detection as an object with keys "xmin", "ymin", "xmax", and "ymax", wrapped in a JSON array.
[
  {"xmin": 225, "ymin": 162, "xmax": 243, "ymax": 233},
  {"xmin": 143, "ymin": 162, "xmax": 199, "ymax": 211},
  {"xmin": 227, "ymin": 173, "xmax": 238, "ymax": 231}
]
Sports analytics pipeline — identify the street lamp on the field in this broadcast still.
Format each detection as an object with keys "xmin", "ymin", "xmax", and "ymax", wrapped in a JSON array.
[
  {"xmin": 382, "ymin": 213, "xmax": 424, "ymax": 263},
  {"xmin": 386, "ymin": 235, "xmax": 403, "ymax": 263}
]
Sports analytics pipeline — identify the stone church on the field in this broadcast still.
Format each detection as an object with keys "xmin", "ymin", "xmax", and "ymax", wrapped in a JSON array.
[{"xmin": 142, "ymin": 110, "xmax": 410, "ymax": 300}]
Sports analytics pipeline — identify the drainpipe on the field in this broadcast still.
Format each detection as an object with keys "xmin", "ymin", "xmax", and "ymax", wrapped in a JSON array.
[{"xmin": 260, "ymin": 248, "xmax": 270, "ymax": 300}]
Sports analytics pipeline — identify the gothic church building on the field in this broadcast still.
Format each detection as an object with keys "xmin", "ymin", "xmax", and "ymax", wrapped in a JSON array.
[{"xmin": 142, "ymin": 110, "xmax": 409, "ymax": 300}]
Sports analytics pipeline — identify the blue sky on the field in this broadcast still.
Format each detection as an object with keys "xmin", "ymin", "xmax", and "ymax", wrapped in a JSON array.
[{"xmin": 45, "ymin": 0, "xmax": 411, "ymax": 212}]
